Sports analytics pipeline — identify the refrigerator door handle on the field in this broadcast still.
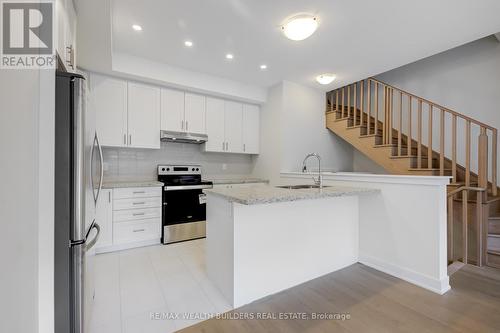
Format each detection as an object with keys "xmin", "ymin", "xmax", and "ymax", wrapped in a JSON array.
[
  {"xmin": 85, "ymin": 221, "xmax": 101, "ymax": 251},
  {"xmin": 95, "ymin": 131, "xmax": 104, "ymax": 204},
  {"xmin": 90, "ymin": 133, "xmax": 97, "ymax": 204}
]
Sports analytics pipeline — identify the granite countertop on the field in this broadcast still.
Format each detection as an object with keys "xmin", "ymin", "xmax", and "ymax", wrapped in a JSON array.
[
  {"xmin": 205, "ymin": 184, "xmax": 379, "ymax": 205},
  {"xmin": 102, "ymin": 181, "xmax": 164, "ymax": 189},
  {"xmin": 206, "ymin": 178, "xmax": 269, "ymax": 185}
]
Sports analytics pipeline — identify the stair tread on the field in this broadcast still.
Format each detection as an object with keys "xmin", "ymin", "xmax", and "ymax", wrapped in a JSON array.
[
  {"xmin": 490, "ymin": 216, "xmax": 500, "ymax": 220},
  {"xmin": 408, "ymin": 168, "xmax": 451, "ymax": 171},
  {"xmin": 488, "ymin": 234, "xmax": 500, "ymax": 238},
  {"xmin": 390, "ymin": 155, "xmax": 437, "ymax": 160},
  {"xmin": 488, "ymin": 249, "xmax": 500, "ymax": 255}
]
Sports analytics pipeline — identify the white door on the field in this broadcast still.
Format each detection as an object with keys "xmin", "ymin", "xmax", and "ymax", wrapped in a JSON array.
[
  {"xmin": 160, "ymin": 88, "xmax": 185, "ymax": 132},
  {"xmin": 127, "ymin": 82, "xmax": 161, "ymax": 149},
  {"xmin": 242, "ymin": 104, "xmax": 260, "ymax": 154},
  {"xmin": 95, "ymin": 189, "xmax": 113, "ymax": 249},
  {"xmin": 224, "ymin": 101, "xmax": 243, "ymax": 153},
  {"xmin": 205, "ymin": 97, "xmax": 226, "ymax": 152},
  {"xmin": 91, "ymin": 74, "xmax": 128, "ymax": 147},
  {"xmin": 184, "ymin": 93, "xmax": 206, "ymax": 134}
]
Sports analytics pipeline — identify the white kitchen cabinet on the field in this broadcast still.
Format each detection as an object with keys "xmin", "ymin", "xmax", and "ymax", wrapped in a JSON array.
[
  {"xmin": 204, "ymin": 100, "xmax": 259, "ymax": 154},
  {"xmin": 205, "ymin": 97, "xmax": 226, "ymax": 152},
  {"xmin": 127, "ymin": 82, "xmax": 161, "ymax": 149},
  {"xmin": 161, "ymin": 88, "xmax": 185, "ymax": 132},
  {"xmin": 56, "ymin": 0, "xmax": 77, "ymax": 71},
  {"xmin": 224, "ymin": 101, "xmax": 244, "ymax": 153},
  {"xmin": 92, "ymin": 74, "xmax": 128, "ymax": 147},
  {"xmin": 242, "ymin": 104, "xmax": 260, "ymax": 154},
  {"xmin": 95, "ymin": 189, "xmax": 113, "ymax": 251},
  {"xmin": 184, "ymin": 93, "xmax": 206, "ymax": 134}
]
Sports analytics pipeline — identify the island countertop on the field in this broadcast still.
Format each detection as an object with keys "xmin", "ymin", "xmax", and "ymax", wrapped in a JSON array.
[{"xmin": 205, "ymin": 184, "xmax": 379, "ymax": 205}]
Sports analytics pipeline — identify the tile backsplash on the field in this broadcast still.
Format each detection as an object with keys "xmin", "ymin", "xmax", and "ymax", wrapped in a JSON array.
[{"xmin": 102, "ymin": 142, "xmax": 255, "ymax": 182}]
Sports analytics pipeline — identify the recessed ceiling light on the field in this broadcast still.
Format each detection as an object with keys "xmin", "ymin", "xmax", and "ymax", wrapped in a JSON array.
[
  {"xmin": 132, "ymin": 24, "xmax": 142, "ymax": 31},
  {"xmin": 282, "ymin": 14, "xmax": 318, "ymax": 41},
  {"xmin": 260, "ymin": 64, "xmax": 267, "ymax": 70},
  {"xmin": 316, "ymin": 73, "xmax": 336, "ymax": 85},
  {"xmin": 225, "ymin": 53, "xmax": 234, "ymax": 60},
  {"xmin": 184, "ymin": 40, "xmax": 193, "ymax": 47}
]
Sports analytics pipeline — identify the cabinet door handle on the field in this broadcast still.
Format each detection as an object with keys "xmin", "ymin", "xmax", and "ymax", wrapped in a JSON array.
[
  {"xmin": 133, "ymin": 212, "xmax": 145, "ymax": 216},
  {"xmin": 181, "ymin": 120, "xmax": 184, "ymax": 130},
  {"xmin": 129, "ymin": 134, "xmax": 132, "ymax": 145},
  {"xmin": 133, "ymin": 191, "xmax": 145, "ymax": 194},
  {"xmin": 123, "ymin": 134, "xmax": 126, "ymax": 145},
  {"xmin": 133, "ymin": 229, "xmax": 145, "ymax": 233},
  {"xmin": 108, "ymin": 191, "xmax": 111, "ymax": 203},
  {"xmin": 225, "ymin": 142, "xmax": 228, "ymax": 151},
  {"xmin": 243, "ymin": 144, "xmax": 246, "ymax": 152},
  {"xmin": 222, "ymin": 142, "xmax": 225, "ymax": 151},
  {"xmin": 132, "ymin": 202, "xmax": 145, "ymax": 205},
  {"xmin": 186, "ymin": 121, "xmax": 189, "ymax": 131}
]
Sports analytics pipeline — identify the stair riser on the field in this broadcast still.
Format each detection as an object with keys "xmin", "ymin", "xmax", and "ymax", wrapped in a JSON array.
[
  {"xmin": 488, "ymin": 235, "xmax": 500, "ymax": 250},
  {"xmin": 489, "ymin": 219, "xmax": 500, "ymax": 234},
  {"xmin": 487, "ymin": 252, "xmax": 500, "ymax": 268}
]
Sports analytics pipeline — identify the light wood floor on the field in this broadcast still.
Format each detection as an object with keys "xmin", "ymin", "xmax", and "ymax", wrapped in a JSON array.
[{"xmin": 179, "ymin": 263, "xmax": 500, "ymax": 333}]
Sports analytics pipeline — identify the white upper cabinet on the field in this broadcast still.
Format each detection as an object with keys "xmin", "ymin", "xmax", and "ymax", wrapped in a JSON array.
[
  {"xmin": 160, "ymin": 89, "xmax": 184, "ymax": 132},
  {"xmin": 92, "ymin": 74, "xmax": 128, "ymax": 147},
  {"xmin": 224, "ymin": 101, "xmax": 243, "ymax": 153},
  {"xmin": 127, "ymin": 82, "xmax": 161, "ymax": 149},
  {"xmin": 205, "ymin": 97, "xmax": 225, "ymax": 152},
  {"xmin": 56, "ymin": 0, "xmax": 77, "ymax": 71},
  {"xmin": 184, "ymin": 93, "xmax": 206, "ymax": 134},
  {"xmin": 204, "ymin": 99, "xmax": 260, "ymax": 154},
  {"xmin": 242, "ymin": 104, "xmax": 260, "ymax": 154}
]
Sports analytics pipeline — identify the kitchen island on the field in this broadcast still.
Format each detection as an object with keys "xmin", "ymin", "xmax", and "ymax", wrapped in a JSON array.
[{"xmin": 205, "ymin": 184, "xmax": 378, "ymax": 307}]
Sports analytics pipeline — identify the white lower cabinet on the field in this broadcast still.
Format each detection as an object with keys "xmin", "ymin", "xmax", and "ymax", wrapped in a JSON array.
[
  {"xmin": 95, "ymin": 189, "xmax": 113, "ymax": 250},
  {"xmin": 95, "ymin": 186, "xmax": 162, "ymax": 253}
]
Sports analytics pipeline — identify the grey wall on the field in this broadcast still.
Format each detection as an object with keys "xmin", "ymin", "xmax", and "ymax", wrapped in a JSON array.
[
  {"xmin": 375, "ymin": 36, "xmax": 500, "ymax": 181},
  {"xmin": 103, "ymin": 142, "xmax": 254, "ymax": 182}
]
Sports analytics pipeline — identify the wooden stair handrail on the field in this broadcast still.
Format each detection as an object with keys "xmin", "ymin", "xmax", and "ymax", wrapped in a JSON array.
[
  {"xmin": 326, "ymin": 77, "xmax": 498, "ymax": 197},
  {"xmin": 367, "ymin": 78, "xmax": 495, "ymax": 130},
  {"xmin": 447, "ymin": 186, "xmax": 485, "ymax": 197}
]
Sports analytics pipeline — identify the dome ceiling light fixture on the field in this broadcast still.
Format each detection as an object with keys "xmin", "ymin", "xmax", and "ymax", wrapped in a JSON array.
[
  {"xmin": 316, "ymin": 73, "xmax": 336, "ymax": 85},
  {"xmin": 281, "ymin": 13, "xmax": 318, "ymax": 41}
]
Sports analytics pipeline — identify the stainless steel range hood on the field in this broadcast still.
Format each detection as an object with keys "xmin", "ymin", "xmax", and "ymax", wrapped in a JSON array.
[{"xmin": 160, "ymin": 130, "xmax": 208, "ymax": 144}]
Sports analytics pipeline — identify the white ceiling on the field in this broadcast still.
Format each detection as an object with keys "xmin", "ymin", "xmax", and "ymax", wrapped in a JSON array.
[{"xmin": 107, "ymin": 0, "xmax": 500, "ymax": 91}]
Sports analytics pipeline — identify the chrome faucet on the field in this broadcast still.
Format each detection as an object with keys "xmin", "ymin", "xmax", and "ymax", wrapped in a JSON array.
[{"xmin": 302, "ymin": 153, "xmax": 322, "ymax": 189}]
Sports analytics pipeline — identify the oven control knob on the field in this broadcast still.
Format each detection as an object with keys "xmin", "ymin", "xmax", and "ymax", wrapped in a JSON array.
[
  {"xmin": 166, "ymin": 168, "xmax": 170, "ymax": 171},
  {"xmin": 192, "ymin": 168, "xmax": 195, "ymax": 171},
  {"xmin": 196, "ymin": 168, "xmax": 199, "ymax": 171},
  {"xmin": 161, "ymin": 168, "xmax": 165, "ymax": 171}
]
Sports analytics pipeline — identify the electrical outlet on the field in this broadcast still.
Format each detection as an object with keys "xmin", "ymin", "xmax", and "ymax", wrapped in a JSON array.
[{"xmin": 222, "ymin": 163, "xmax": 227, "ymax": 171}]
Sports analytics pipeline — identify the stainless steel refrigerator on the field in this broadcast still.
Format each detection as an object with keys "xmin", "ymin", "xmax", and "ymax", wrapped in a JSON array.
[{"xmin": 55, "ymin": 71, "xmax": 103, "ymax": 333}]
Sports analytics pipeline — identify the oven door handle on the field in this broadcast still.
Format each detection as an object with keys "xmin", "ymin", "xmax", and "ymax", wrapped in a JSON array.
[{"xmin": 164, "ymin": 185, "xmax": 213, "ymax": 191}]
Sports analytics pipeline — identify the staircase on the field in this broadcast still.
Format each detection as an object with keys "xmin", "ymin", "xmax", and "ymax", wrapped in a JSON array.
[{"xmin": 325, "ymin": 78, "xmax": 500, "ymax": 268}]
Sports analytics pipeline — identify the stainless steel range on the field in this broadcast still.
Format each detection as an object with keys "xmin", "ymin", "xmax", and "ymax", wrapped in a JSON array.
[{"xmin": 158, "ymin": 165, "xmax": 213, "ymax": 244}]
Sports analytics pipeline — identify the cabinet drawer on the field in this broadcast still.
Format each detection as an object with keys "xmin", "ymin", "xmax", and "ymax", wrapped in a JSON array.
[
  {"xmin": 113, "ymin": 219, "xmax": 160, "ymax": 244},
  {"xmin": 113, "ymin": 197, "xmax": 162, "ymax": 210},
  {"xmin": 113, "ymin": 187, "xmax": 162, "ymax": 199},
  {"xmin": 113, "ymin": 207, "xmax": 161, "ymax": 222}
]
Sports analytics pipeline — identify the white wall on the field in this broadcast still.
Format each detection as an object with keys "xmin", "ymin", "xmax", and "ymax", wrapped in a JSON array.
[
  {"xmin": 0, "ymin": 67, "xmax": 55, "ymax": 332},
  {"xmin": 281, "ymin": 81, "xmax": 354, "ymax": 173},
  {"xmin": 251, "ymin": 84, "xmax": 283, "ymax": 184},
  {"xmin": 252, "ymin": 81, "xmax": 354, "ymax": 183},
  {"xmin": 376, "ymin": 36, "xmax": 500, "ymax": 183}
]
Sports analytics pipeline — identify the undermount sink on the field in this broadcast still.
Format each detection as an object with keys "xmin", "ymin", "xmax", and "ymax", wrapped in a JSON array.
[{"xmin": 276, "ymin": 184, "xmax": 330, "ymax": 190}]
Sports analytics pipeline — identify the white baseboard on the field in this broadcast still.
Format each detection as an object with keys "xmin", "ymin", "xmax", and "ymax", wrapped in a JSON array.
[
  {"xmin": 359, "ymin": 253, "xmax": 450, "ymax": 295},
  {"xmin": 95, "ymin": 238, "xmax": 160, "ymax": 254}
]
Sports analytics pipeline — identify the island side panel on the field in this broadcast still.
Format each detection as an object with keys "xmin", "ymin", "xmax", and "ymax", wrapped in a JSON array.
[
  {"xmin": 206, "ymin": 193, "xmax": 235, "ymax": 305},
  {"xmin": 232, "ymin": 196, "xmax": 359, "ymax": 307}
]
